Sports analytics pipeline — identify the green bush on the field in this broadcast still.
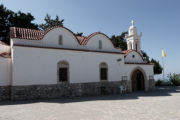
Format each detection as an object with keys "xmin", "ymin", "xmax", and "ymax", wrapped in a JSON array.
[
  {"xmin": 155, "ymin": 79, "xmax": 172, "ymax": 86},
  {"xmin": 155, "ymin": 79, "xmax": 164, "ymax": 86},
  {"xmin": 168, "ymin": 73, "xmax": 180, "ymax": 86}
]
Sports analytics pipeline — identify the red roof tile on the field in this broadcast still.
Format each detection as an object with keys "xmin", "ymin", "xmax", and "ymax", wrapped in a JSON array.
[
  {"xmin": 76, "ymin": 36, "xmax": 86, "ymax": 44},
  {"xmin": 10, "ymin": 27, "xmax": 44, "ymax": 40},
  {"xmin": 121, "ymin": 49, "xmax": 132, "ymax": 54},
  {"xmin": 0, "ymin": 41, "xmax": 10, "ymax": 58},
  {"xmin": 125, "ymin": 62, "xmax": 154, "ymax": 65},
  {"xmin": 10, "ymin": 26, "xmax": 118, "ymax": 49},
  {"xmin": 0, "ymin": 41, "xmax": 9, "ymax": 46}
]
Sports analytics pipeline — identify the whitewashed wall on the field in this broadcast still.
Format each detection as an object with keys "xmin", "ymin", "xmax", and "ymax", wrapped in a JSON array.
[
  {"xmin": 13, "ymin": 27, "xmax": 121, "ymax": 52},
  {"xmin": 121, "ymin": 64, "xmax": 154, "ymax": 91},
  {"xmin": 43, "ymin": 27, "xmax": 81, "ymax": 49},
  {"xmin": 124, "ymin": 51, "xmax": 144, "ymax": 63},
  {"xmin": 86, "ymin": 34, "xmax": 120, "ymax": 52},
  {"xmin": 0, "ymin": 57, "xmax": 11, "ymax": 86},
  {"xmin": 11, "ymin": 26, "xmax": 154, "ymax": 90},
  {"xmin": 12, "ymin": 46, "xmax": 124, "ymax": 86}
]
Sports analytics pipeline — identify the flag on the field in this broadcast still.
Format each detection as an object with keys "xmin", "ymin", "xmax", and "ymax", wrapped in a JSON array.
[{"xmin": 162, "ymin": 49, "xmax": 166, "ymax": 57}]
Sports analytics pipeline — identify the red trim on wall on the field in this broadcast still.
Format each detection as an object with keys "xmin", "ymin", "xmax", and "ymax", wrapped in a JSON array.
[
  {"xmin": 0, "ymin": 41, "xmax": 9, "ymax": 46},
  {"xmin": 14, "ymin": 44, "xmax": 123, "ymax": 55},
  {"xmin": 121, "ymin": 49, "xmax": 145, "ymax": 62},
  {"xmin": 125, "ymin": 62, "xmax": 154, "ymax": 65}
]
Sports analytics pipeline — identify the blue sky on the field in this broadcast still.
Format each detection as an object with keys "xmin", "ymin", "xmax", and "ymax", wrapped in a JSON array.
[{"xmin": 1, "ymin": 0, "xmax": 180, "ymax": 79}]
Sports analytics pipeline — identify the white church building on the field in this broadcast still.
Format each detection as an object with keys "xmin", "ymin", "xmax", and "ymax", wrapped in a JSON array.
[{"xmin": 0, "ymin": 21, "xmax": 155, "ymax": 100}]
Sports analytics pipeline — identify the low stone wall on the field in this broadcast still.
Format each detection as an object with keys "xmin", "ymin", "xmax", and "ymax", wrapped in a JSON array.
[
  {"xmin": 0, "ymin": 86, "xmax": 11, "ymax": 101},
  {"xmin": 11, "ymin": 81, "xmax": 129, "ymax": 101},
  {"xmin": 149, "ymin": 79, "xmax": 155, "ymax": 91}
]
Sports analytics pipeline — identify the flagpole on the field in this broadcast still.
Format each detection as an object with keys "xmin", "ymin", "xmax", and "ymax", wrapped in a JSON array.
[
  {"xmin": 161, "ymin": 48, "xmax": 165, "ymax": 81},
  {"xmin": 162, "ymin": 56, "xmax": 165, "ymax": 81}
]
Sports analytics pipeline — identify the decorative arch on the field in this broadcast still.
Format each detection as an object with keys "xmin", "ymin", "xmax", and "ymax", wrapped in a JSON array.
[
  {"xmin": 99, "ymin": 62, "xmax": 108, "ymax": 81},
  {"xmin": 57, "ymin": 60, "xmax": 69, "ymax": 82},
  {"xmin": 130, "ymin": 66, "xmax": 147, "ymax": 91},
  {"xmin": 124, "ymin": 50, "xmax": 144, "ymax": 62},
  {"xmin": 42, "ymin": 26, "xmax": 81, "ymax": 45},
  {"xmin": 80, "ymin": 32, "xmax": 117, "ymax": 49}
]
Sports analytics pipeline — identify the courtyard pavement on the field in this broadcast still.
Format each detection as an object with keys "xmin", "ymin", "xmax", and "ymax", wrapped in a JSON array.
[{"xmin": 0, "ymin": 86, "xmax": 180, "ymax": 120}]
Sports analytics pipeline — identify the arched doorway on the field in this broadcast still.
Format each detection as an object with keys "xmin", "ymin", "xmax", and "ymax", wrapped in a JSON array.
[{"xmin": 131, "ymin": 70, "xmax": 145, "ymax": 91}]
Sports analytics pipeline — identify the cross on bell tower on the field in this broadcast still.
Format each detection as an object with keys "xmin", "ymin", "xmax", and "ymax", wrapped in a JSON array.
[
  {"xmin": 125, "ymin": 20, "xmax": 142, "ymax": 53},
  {"xmin": 131, "ymin": 20, "xmax": 135, "ymax": 26}
]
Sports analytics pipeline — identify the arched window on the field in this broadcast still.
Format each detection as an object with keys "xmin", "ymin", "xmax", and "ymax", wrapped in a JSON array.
[
  {"xmin": 59, "ymin": 35, "xmax": 63, "ymax": 45},
  {"xmin": 100, "ymin": 62, "xmax": 108, "ymax": 81},
  {"xmin": 99, "ymin": 40, "xmax": 102, "ymax": 49},
  {"xmin": 57, "ymin": 61, "xmax": 69, "ymax": 82}
]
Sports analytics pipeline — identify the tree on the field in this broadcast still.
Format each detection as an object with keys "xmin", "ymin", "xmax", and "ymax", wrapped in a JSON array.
[
  {"xmin": 0, "ymin": 4, "xmax": 13, "ymax": 44},
  {"xmin": 0, "ymin": 4, "xmax": 38, "ymax": 44},
  {"xmin": 141, "ymin": 51, "xmax": 150, "ymax": 63},
  {"xmin": 139, "ymin": 51, "xmax": 163, "ymax": 75},
  {"xmin": 11, "ymin": 11, "xmax": 38, "ymax": 29},
  {"xmin": 75, "ymin": 32, "xmax": 83, "ymax": 36},
  {"xmin": 39, "ymin": 14, "xmax": 64, "ymax": 30},
  {"xmin": 150, "ymin": 59, "xmax": 163, "ymax": 75},
  {"xmin": 110, "ymin": 32, "xmax": 128, "ymax": 50},
  {"xmin": 167, "ymin": 73, "xmax": 180, "ymax": 86}
]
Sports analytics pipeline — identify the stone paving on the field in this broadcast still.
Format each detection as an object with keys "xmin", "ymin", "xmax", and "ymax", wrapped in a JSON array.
[{"xmin": 0, "ymin": 86, "xmax": 180, "ymax": 120}]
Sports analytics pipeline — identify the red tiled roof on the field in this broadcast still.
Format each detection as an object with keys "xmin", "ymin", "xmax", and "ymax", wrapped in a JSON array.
[
  {"xmin": 121, "ymin": 50, "xmax": 144, "ymax": 59},
  {"xmin": 0, "ymin": 41, "xmax": 10, "ymax": 58},
  {"xmin": 125, "ymin": 62, "xmax": 154, "ymax": 65},
  {"xmin": 10, "ymin": 26, "xmax": 117, "ymax": 49},
  {"xmin": 121, "ymin": 50, "xmax": 143, "ymax": 58},
  {"xmin": 79, "ymin": 32, "xmax": 102, "ymax": 45},
  {"xmin": 121, "ymin": 49, "xmax": 132, "ymax": 54},
  {"xmin": 121, "ymin": 50, "xmax": 151, "ymax": 64},
  {"xmin": 10, "ymin": 27, "xmax": 107, "ymax": 45},
  {"xmin": 76, "ymin": 36, "xmax": 86, "ymax": 44},
  {"xmin": 0, "ymin": 41, "xmax": 9, "ymax": 46},
  {"xmin": 10, "ymin": 27, "xmax": 44, "ymax": 40}
]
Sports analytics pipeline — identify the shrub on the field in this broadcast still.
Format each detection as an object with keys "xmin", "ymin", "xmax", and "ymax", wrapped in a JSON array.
[
  {"xmin": 155, "ymin": 79, "xmax": 164, "ymax": 86},
  {"xmin": 168, "ymin": 73, "xmax": 180, "ymax": 86}
]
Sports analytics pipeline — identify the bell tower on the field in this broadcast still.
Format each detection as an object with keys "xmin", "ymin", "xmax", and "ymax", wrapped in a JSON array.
[{"xmin": 125, "ymin": 20, "xmax": 142, "ymax": 53}]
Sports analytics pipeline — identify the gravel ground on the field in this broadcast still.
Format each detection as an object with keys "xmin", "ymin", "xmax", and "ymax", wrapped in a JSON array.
[{"xmin": 0, "ymin": 86, "xmax": 180, "ymax": 120}]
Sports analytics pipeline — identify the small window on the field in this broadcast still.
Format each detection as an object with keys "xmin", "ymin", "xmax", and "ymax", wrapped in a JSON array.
[
  {"xmin": 58, "ymin": 61, "xmax": 69, "ymax": 82},
  {"xmin": 59, "ymin": 68, "xmax": 68, "ymax": 82},
  {"xmin": 59, "ymin": 35, "xmax": 63, "ymax": 45},
  {"xmin": 100, "ymin": 68, "xmax": 107, "ymax": 80},
  {"xmin": 100, "ymin": 63, "xmax": 108, "ymax": 81},
  {"xmin": 99, "ymin": 40, "xmax": 102, "ymax": 49}
]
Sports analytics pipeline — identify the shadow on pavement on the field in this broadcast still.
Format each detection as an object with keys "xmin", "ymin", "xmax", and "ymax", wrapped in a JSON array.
[{"xmin": 0, "ymin": 86, "xmax": 180, "ymax": 106}]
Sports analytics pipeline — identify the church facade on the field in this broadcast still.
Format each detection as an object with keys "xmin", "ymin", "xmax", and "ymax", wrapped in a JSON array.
[{"xmin": 0, "ymin": 21, "xmax": 155, "ymax": 101}]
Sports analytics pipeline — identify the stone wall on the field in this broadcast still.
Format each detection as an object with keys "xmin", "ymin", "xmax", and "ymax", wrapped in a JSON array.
[
  {"xmin": 11, "ymin": 81, "xmax": 129, "ymax": 101},
  {"xmin": 0, "ymin": 86, "xmax": 11, "ymax": 101},
  {"xmin": 149, "ymin": 79, "xmax": 155, "ymax": 91}
]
